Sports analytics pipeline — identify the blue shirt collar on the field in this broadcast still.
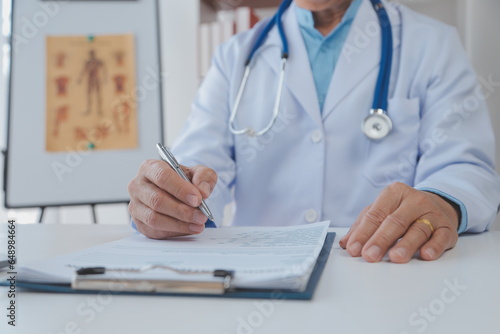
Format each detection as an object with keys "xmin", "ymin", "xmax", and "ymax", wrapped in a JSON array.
[{"xmin": 295, "ymin": 0, "xmax": 363, "ymax": 39}]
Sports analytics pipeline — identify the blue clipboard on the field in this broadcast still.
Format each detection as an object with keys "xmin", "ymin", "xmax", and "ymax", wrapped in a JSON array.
[{"xmin": 2, "ymin": 233, "xmax": 335, "ymax": 301}]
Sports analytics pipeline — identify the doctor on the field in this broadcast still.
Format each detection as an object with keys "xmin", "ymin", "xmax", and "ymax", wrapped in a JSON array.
[{"xmin": 128, "ymin": 0, "xmax": 500, "ymax": 263}]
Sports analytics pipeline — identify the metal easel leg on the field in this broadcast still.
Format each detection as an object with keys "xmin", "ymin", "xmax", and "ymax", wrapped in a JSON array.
[
  {"xmin": 91, "ymin": 204, "xmax": 98, "ymax": 224},
  {"xmin": 39, "ymin": 207, "xmax": 46, "ymax": 224}
]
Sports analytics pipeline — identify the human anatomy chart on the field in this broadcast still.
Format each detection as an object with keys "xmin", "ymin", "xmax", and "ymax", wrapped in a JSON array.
[{"xmin": 46, "ymin": 34, "xmax": 138, "ymax": 152}]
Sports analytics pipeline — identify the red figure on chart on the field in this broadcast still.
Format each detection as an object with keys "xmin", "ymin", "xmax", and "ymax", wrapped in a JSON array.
[
  {"xmin": 113, "ymin": 75, "xmax": 126, "ymax": 94},
  {"xmin": 56, "ymin": 52, "xmax": 67, "ymax": 68},
  {"xmin": 114, "ymin": 50, "xmax": 125, "ymax": 66},
  {"xmin": 113, "ymin": 100, "xmax": 131, "ymax": 133},
  {"xmin": 77, "ymin": 49, "xmax": 107, "ymax": 115},
  {"xmin": 53, "ymin": 105, "xmax": 69, "ymax": 136},
  {"xmin": 55, "ymin": 76, "xmax": 70, "ymax": 96}
]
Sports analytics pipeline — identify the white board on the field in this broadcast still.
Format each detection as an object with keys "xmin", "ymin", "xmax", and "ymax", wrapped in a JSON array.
[{"xmin": 4, "ymin": 0, "xmax": 164, "ymax": 208}]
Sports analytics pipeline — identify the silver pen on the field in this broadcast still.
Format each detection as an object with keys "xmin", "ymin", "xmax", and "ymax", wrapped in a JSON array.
[{"xmin": 156, "ymin": 143, "xmax": 214, "ymax": 222}]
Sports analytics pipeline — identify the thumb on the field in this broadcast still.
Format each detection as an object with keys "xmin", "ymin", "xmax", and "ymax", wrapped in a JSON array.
[{"xmin": 186, "ymin": 165, "xmax": 218, "ymax": 199}]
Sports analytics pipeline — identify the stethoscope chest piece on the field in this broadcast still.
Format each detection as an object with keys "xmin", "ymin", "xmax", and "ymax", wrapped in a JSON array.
[{"xmin": 362, "ymin": 109, "xmax": 392, "ymax": 140}]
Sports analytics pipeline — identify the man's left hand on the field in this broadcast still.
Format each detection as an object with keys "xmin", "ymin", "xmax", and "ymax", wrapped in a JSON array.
[{"xmin": 339, "ymin": 182, "xmax": 459, "ymax": 263}]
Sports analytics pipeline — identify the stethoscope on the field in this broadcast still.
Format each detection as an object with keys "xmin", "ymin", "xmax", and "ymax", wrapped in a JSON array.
[{"xmin": 229, "ymin": 0, "xmax": 394, "ymax": 140}]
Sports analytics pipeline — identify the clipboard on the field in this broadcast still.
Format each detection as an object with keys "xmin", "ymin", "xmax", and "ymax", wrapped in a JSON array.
[{"xmin": 5, "ymin": 233, "xmax": 335, "ymax": 301}]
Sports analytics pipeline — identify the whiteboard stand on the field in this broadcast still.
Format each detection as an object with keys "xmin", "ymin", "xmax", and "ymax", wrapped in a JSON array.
[
  {"xmin": 91, "ymin": 205, "xmax": 98, "ymax": 225},
  {"xmin": 39, "ymin": 207, "xmax": 45, "ymax": 224},
  {"xmin": 4, "ymin": 0, "xmax": 164, "ymax": 217},
  {"xmin": 39, "ymin": 205, "xmax": 98, "ymax": 224}
]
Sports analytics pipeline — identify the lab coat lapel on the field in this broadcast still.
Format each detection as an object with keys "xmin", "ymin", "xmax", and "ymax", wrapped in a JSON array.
[
  {"xmin": 260, "ymin": 5, "xmax": 323, "ymax": 127},
  {"xmin": 322, "ymin": 0, "xmax": 402, "ymax": 120}
]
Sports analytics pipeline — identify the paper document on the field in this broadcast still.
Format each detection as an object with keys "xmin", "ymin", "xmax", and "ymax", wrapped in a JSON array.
[{"xmin": 18, "ymin": 221, "xmax": 330, "ymax": 291}]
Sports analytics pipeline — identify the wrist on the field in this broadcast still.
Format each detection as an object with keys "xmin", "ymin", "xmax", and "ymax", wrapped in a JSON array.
[{"xmin": 423, "ymin": 191, "xmax": 461, "ymax": 230}]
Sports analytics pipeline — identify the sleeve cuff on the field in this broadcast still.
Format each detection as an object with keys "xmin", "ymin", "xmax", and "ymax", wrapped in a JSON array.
[
  {"xmin": 416, "ymin": 187, "xmax": 468, "ymax": 234},
  {"xmin": 130, "ymin": 218, "xmax": 138, "ymax": 231},
  {"xmin": 205, "ymin": 220, "xmax": 217, "ymax": 228}
]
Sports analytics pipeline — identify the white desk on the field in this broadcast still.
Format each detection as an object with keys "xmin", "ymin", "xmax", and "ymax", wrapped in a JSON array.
[{"xmin": 0, "ymin": 224, "xmax": 499, "ymax": 334}]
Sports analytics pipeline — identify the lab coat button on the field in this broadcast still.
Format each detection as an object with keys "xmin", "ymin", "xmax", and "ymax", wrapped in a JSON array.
[
  {"xmin": 305, "ymin": 209, "xmax": 318, "ymax": 223},
  {"xmin": 311, "ymin": 131, "xmax": 323, "ymax": 143}
]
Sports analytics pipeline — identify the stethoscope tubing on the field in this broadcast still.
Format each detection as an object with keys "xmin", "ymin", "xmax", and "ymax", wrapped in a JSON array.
[
  {"xmin": 246, "ymin": 0, "xmax": 293, "ymax": 64},
  {"xmin": 370, "ymin": 0, "xmax": 393, "ymax": 111},
  {"xmin": 230, "ymin": 0, "xmax": 393, "ymax": 139}
]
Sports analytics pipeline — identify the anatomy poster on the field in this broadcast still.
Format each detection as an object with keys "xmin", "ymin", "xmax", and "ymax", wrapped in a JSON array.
[{"xmin": 46, "ymin": 34, "xmax": 138, "ymax": 152}]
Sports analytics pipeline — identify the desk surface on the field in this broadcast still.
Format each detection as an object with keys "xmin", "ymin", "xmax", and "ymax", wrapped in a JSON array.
[{"xmin": 0, "ymin": 224, "xmax": 499, "ymax": 334}]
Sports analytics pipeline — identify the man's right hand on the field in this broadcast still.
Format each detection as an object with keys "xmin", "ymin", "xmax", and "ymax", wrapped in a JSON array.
[{"xmin": 128, "ymin": 160, "xmax": 218, "ymax": 239}]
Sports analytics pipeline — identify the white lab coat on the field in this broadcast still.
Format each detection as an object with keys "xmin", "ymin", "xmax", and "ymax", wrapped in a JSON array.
[{"xmin": 173, "ymin": 0, "xmax": 500, "ymax": 233}]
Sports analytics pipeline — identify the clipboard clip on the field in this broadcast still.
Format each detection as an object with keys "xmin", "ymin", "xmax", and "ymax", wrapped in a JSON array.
[{"xmin": 71, "ymin": 265, "xmax": 234, "ymax": 295}]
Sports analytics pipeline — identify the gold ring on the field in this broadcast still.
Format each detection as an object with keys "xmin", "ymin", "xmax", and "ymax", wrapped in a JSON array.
[{"xmin": 416, "ymin": 218, "xmax": 434, "ymax": 234}]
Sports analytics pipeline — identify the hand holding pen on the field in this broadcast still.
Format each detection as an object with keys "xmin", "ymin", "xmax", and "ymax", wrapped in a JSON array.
[
  {"xmin": 127, "ymin": 144, "xmax": 218, "ymax": 239},
  {"xmin": 156, "ymin": 143, "xmax": 214, "ymax": 221}
]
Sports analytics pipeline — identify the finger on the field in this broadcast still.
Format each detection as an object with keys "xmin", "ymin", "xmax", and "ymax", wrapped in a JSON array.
[
  {"xmin": 361, "ymin": 200, "xmax": 424, "ymax": 263},
  {"xmin": 346, "ymin": 183, "xmax": 407, "ymax": 257},
  {"xmin": 419, "ymin": 226, "xmax": 458, "ymax": 261},
  {"xmin": 188, "ymin": 165, "xmax": 218, "ymax": 199},
  {"xmin": 140, "ymin": 160, "xmax": 203, "ymax": 208},
  {"xmin": 129, "ymin": 200, "xmax": 205, "ymax": 236},
  {"xmin": 129, "ymin": 178, "xmax": 207, "ymax": 225},
  {"xmin": 339, "ymin": 205, "xmax": 371, "ymax": 249},
  {"xmin": 134, "ymin": 219, "xmax": 190, "ymax": 240},
  {"xmin": 388, "ymin": 217, "xmax": 435, "ymax": 263}
]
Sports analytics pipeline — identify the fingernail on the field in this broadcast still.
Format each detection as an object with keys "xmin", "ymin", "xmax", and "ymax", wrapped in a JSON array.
[
  {"xmin": 424, "ymin": 248, "xmax": 436, "ymax": 260},
  {"xmin": 366, "ymin": 245, "xmax": 381, "ymax": 261},
  {"xmin": 193, "ymin": 210, "xmax": 208, "ymax": 224},
  {"xmin": 199, "ymin": 182, "xmax": 210, "ymax": 196},
  {"xmin": 186, "ymin": 195, "xmax": 199, "ymax": 207},
  {"xmin": 348, "ymin": 242, "xmax": 362, "ymax": 256},
  {"xmin": 393, "ymin": 247, "xmax": 407, "ymax": 260},
  {"xmin": 189, "ymin": 223, "xmax": 205, "ymax": 233}
]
